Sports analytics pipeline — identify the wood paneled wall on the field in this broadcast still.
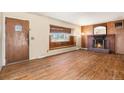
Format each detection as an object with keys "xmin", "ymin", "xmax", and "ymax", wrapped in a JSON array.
[
  {"xmin": 81, "ymin": 25, "xmax": 93, "ymax": 48},
  {"xmin": 50, "ymin": 25, "xmax": 71, "ymax": 33},
  {"xmin": 81, "ymin": 20, "xmax": 124, "ymax": 54}
]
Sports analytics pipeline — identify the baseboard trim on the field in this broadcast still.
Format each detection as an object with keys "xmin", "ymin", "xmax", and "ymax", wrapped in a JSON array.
[
  {"xmin": 41, "ymin": 48, "xmax": 78, "ymax": 59},
  {"xmin": 81, "ymin": 48, "xmax": 88, "ymax": 50},
  {"xmin": 30, "ymin": 48, "xmax": 79, "ymax": 61}
]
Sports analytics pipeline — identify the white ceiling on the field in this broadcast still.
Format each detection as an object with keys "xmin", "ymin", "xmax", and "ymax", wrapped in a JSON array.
[{"xmin": 35, "ymin": 12, "xmax": 124, "ymax": 26}]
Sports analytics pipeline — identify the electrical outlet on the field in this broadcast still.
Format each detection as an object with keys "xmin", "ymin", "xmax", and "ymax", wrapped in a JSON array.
[
  {"xmin": 31, "ymin": 37, "xmax": 35, "ymax": 40},
  {"xmin": 47, "ymin": 50, "xmax": 49, "ymax": 52}
]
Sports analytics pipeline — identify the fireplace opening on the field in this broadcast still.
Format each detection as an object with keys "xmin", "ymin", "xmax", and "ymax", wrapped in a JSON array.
[
  {"xmin": 97, "ymin": 43, "xmax": 102, "ymax": 48},
  {"xmin": 94, "ymin": 39, "xmax": 104, "ymax": 48},
  {"xmin": 93, "ymin": 39, "xmax": 106, "ymax": 49}
]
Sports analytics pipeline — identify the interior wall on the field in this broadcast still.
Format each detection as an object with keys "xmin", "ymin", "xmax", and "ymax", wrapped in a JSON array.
[
  {"xmin": 116, "ymin": 30, "xmax": 124, "ymax": 54},
  {"xmin": 1, "ymin": 12, "xmax": 81, "ymax": 66},
  {"xmin": 0, "ymin": 12, "xmax": 2, "ymax": 69},
  {"xmin": 81, "ymin": 21, "xmax": 124, "ymax": 54}
]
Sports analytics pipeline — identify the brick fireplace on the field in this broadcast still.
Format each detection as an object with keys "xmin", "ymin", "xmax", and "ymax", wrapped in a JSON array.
[
  {"xmin": 81, "ymin": 23, "xmax": 116, "ymax": 54},
  {"xmin": 88, "ymin": 35, "xmax": 109, "ymax": 53},
  {"xmin": 87, "ymin": 24, "xmax": 115, "ymax": 53},
  {"xmin": 87, "ymin": 35, "xmax": 115, "ymax": 53}
]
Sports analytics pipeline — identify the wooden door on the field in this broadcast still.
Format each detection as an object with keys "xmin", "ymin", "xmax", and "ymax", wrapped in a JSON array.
[{"xmin": 6, "ymin": 17, "xmax": 29, "ymax": 64}]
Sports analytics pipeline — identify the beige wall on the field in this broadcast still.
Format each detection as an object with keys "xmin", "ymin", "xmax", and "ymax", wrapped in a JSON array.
[
  {"xmin": 1, "ymin": 12, "xmax": 81, "ymax": 66},
  {"xmin": 0, "ymin": 12, "xmax": 2, "ymax": 69}
]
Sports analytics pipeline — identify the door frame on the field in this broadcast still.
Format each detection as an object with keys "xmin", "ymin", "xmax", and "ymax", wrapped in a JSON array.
[{"xmin": 5, "ymin": 17, "xmax": 30, "ymax": 65}]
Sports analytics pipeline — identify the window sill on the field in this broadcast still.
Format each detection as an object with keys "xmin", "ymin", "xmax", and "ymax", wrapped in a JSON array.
[{"xmin": 49, "ymin": 45, "xmax": 76, "ymax": 50}]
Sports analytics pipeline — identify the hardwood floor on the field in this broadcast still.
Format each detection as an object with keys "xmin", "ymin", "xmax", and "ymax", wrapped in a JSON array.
[{"xmin": 0, "ymin": 50, "xmax": 124, "ymax": 80}]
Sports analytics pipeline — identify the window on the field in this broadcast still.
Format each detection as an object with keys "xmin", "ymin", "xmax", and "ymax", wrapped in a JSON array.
[
  {"xmin": 15, "ymin": 24, "xmax": 23, "ymax": 32},
  {"xmin": 49, "ymin": 25, "xmax": 75, "ymax": 50},
  {"xmin": 51, "ymin": 32, "xmax": 70, "ymax": 42}
]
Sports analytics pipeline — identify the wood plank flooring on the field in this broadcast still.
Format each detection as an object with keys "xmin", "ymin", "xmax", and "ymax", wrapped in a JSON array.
[{"xmin": 0, "ymin": 50, "xmax": 124, "ymax": 80}]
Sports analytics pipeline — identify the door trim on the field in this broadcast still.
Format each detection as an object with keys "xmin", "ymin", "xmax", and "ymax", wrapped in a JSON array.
[{"xmin": 5, "ymin": 17, "xmax": 29, "ymax": 65}]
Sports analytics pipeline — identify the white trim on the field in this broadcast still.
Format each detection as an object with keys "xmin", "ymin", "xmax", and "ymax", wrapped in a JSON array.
[
  {"xmin": 2, "ymin": 15, "xmax": 6, "ymax": 66},
  {"xmin": 48, "ymin": 47, "xmax": 78, "ymax": 56},
  {"xmin": 29, "ymin": 47, "xmax": 78, "ymax": 60},
  {"xmin": 81, "ymin": 48, "xmax": 88, "ymax": 50}
]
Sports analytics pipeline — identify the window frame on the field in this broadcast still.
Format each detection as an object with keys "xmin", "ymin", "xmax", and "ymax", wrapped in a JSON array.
[{"xmin": 50, "ymin": 32, "xmax": 70, "ymax": 42}]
